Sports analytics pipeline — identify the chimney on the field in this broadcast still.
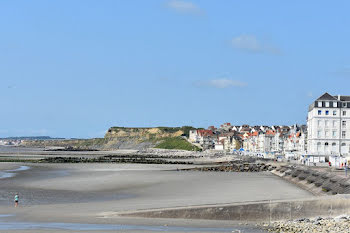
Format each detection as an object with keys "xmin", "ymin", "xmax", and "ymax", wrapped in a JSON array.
[{"xmin": 338, "ymin": 94, "xmax": 341, "ymax": 101}]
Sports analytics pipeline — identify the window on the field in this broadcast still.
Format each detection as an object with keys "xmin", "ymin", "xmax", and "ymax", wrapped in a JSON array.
[
  {"xmin": 342, "ymin": 131, "xmax": 346, "ymax": 138},
  {"xmin": 317, "ymin": 142, "xmax": 321, "ymax": 151},
  {"xmin": 325, "ymin": 102, "xmax": 329, "ymax": 107},
  {"xmin": 341, "ymin": 143, "xmax": 346, "ymax": 154},
  {"xmin": 326, "ymin": 110, "xmax": 329, "ymax": 115},
  {"xmin": 343, "ymin": 102, "xmax": 347, "ymax": 107},
  {"xmin": 318, "ymin": 110, "xmax": 322, "ymax": 115},
  {"xmin": 317, "ymin": 131, "xmax": 321, "ymax": 138},
  {"xmin": 332, "ymin": 143, "xmax": 337, "ymax": 152},
  {"xmin": 343, "ymin": 111, "xmax": 347, "ymax": 116},
  {"xmin": 333, "ymin": 111, "xmax": 337, "ymax": 116},
  {"xmin": 334, "ymin": 102, "xmax": 338, "ymax": 108},
  {"xmin": 332, "ymin": 131, "xmax": 337, "ymax": 138},
  {"xmin": 325, "ymin": 130, "xmax": 329, "ymax": 138},
  {"xmin": 325, "ymin": 120, "xmax": 329, "ymax": 127},
  {"xmin": 318, "ymin": 120, "xmax": 321, "ymax": 126},
  {"xmin": 333, "ymin": 120, "xmax": 337, "ymax": 127},
  {"xmin": 318, "ymin": 102, "xmax": 322, "ymax": 107},
  {"xmin": 343, "ymin": 121, "xmax": 347, "ymax": 127}
]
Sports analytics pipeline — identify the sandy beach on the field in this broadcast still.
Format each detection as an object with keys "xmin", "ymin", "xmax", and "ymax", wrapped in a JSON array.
[{"xmin": 0, "ymin": 162, "xmax": 312, "ymax": 232}]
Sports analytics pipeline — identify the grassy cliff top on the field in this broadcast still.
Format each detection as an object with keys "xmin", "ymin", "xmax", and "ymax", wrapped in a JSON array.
[
  {"xmin": 23, "ymin": 126, "xmax": 200, "ymax": 151},
  {"xmin": 155, "ymin": 137, "xmax": 201, "ymax": 151},
  {"xmin": 107, "ymin": 126, "xmax": 196, "ymax": 137}
]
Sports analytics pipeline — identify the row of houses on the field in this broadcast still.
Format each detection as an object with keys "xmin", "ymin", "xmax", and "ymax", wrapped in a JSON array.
[
  {"xmin": 189, "ymin": 93, "xmax": 350, "ymax": 161},
  {"xmin": 242, "ymin": 125, "xmax": 307, "ymax": 154},
  {"xmin": 188, "ymin": 92, "xmax": 350, "ymax": 168},
  {"xmin": 0, "ymin": 139, "xmax": 21, "ymax": 146},
  {"xmin": 189, "ymin": 123, "xmax": 307, "ymax": 155}
]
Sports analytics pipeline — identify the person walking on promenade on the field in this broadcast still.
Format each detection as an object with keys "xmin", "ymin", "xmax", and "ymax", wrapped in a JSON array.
[{"xmin": 14, "ymin": 193, "xmax": 19, "ymax": 207}]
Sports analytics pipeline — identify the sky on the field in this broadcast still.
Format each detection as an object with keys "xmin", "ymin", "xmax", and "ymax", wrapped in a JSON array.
[{"xmin": 1, "ymin": 0, "xmax": 350, "ymax": 138}]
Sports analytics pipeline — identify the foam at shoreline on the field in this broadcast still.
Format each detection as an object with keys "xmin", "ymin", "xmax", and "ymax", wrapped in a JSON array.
[{"xmin": 0, "ymin": 166, "xmax": 30, "ymax": 179}]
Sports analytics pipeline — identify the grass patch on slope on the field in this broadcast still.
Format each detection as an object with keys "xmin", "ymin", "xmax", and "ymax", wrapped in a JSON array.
[{"xmin": 155, "ymin": 137, "xmax": 201, "ymax": 151}]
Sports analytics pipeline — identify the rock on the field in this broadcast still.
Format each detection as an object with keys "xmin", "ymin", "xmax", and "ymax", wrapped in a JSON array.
[{"xmin": 266, "ymin": 215, "xmax": 350, "ymax": 233}]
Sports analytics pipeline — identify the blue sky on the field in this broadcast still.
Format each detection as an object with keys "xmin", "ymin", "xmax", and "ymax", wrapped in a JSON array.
[{"xmin": 1, "ymin": 0, "xmax": 350, "ymax": 138}]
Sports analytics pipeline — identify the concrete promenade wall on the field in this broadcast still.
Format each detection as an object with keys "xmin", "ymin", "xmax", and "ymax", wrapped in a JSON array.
[
  {"xmin": 121, "ymin": 195, "xmax": 350, "ymax": 222},
  {"xmin": 273, "ymin": 165, "xmax": 350, "ymax": 195}
]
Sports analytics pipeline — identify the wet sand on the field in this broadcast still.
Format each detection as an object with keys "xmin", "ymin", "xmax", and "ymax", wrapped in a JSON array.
[{"xmin": 0, "ymin": 163, "xmax": 312, "ymax": 232}]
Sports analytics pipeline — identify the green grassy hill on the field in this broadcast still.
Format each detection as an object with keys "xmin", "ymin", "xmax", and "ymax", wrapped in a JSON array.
[{"xmin": 155, "ymin": 137, "xmax": 201, "ymax": 151}]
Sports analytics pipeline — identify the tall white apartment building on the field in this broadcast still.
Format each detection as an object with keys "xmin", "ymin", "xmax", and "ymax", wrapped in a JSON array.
[{"xmin": 307, "ymin": 93, "xmax": 350, "ymax": 156}]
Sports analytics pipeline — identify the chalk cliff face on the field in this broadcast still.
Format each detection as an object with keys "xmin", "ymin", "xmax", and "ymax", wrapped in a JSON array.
[
  {"xmin": 104, "ymin": 127, "xmax": 184, "ymax": 139},
  {"xmin": 100, "ymin": 126, "xmax": 195, "ymax": 150},
  {"xmin": 22, "ymin": 126, "xmax": 195, "ymax": 150}
]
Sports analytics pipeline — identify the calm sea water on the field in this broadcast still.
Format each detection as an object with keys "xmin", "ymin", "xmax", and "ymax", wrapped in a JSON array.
[
  {"xmin": 0, "ymin": 216, "xmax": 266, "ymax": 232},
  {"xmin": 0, "ymin": 166, "xmax": 30, "ymax": 179}
]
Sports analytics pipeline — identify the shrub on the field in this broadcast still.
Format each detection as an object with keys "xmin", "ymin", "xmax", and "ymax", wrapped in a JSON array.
[{"xmin": 155, "ymin": 137, "xmax": 200, "ymax": 151}]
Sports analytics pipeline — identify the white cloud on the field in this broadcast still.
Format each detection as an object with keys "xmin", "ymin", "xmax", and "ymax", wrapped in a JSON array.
[
  {"xmin": 232, "ymin": 35, "xmax": 260, "ymax": 52},
  {"xmin": 196, "ymin": 79, "xmax": 247, "ymax": 89},
  {"xmin": 231, "ymin": 35, "xmax": 281, "ymax": 55},
  {"xmin": 166, "ymin": 0, "xmax": 202, "ymax": 14}
]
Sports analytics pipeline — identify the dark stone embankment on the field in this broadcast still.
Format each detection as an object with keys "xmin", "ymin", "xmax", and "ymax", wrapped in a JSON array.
[
  {"xmin": 272, "ymin": 165, "xmax": 350, "ymax": 195},
  {"xmin": 44, "ymin": 147, "xmax": 99, "ymax": 152},
  {"xmin": 181, "ymin": 162, "xmax": 276, "ymax": 172},
  {"xmin": 39, "ymin": 156, "xmax": 193, "ymax": 164}
]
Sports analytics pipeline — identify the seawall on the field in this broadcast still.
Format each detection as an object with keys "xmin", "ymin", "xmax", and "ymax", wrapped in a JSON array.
[
  {"xmin": 118, "ymin": 164, "xmax": 350, "ymax": 222},
  {"xmin": 119, "ymin": 195, "xmax": 350, "ymax": 223},
  {"xmin": 272, "ymin": 165, "xmax": 350, "ymax": 196}
]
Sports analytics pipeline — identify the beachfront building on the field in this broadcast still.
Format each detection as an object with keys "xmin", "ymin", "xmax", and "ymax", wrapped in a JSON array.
[
  {"xmin": 189, "ymin": 129, "xmax": 213, "ymax": 143},
  {"xmin": 272, "ymin": 132, "xmax": 284, "ymax": 152},
  {"xmin": 240, "ymin": 125, "xmax": 306, "ymax": 155},
  {"xmin": 219, "ymin": 123, "xmax": 233, "ymax": 131},
  {"xmin": 307, "ymin": 93, "xmax": 350, "ymax": 157},
  {"xmin": 256, "ymin": 131, "xmax": 275, "ymax": 152},
  {"xmin": 188, "ymin": 123, "xmax": 306, "ymax": 156},
  {"xmin": 188, "ymin": 130, "xmax": 199, "ymax": 143},
  {"xmin": 283, "ymin": 125, "xmax": 307, "ymax": 154},
  {"xmin": 189, "ymin": 129, "xmax": 216, "ymax": 149}
]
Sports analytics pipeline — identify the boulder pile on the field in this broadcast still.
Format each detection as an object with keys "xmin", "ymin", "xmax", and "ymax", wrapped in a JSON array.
[
  {"xmin": 266, "ymin": 216, "xmax": 350, "ymax": 233},
  {"xmin": 39, "ymin": 156, "xmax": 192, "ymax": 164},
  {"xmin": 186, "ymin": 163, "xmax": 276, "ymax": 172}
]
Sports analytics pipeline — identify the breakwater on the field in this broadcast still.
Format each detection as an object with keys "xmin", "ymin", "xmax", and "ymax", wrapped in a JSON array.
[
  {"xmin": 39, "ymin": 156, "xmax": 193, "ymax": 164},
  {"xmin": 182, "ymin": 162, "xmax": 276, "ymax": 172}
]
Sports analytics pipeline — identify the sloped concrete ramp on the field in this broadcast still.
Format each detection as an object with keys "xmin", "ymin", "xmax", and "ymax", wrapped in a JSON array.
[{"xmin": 118, "ymin": 195, "xmax": 350, "ymax": 222}]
